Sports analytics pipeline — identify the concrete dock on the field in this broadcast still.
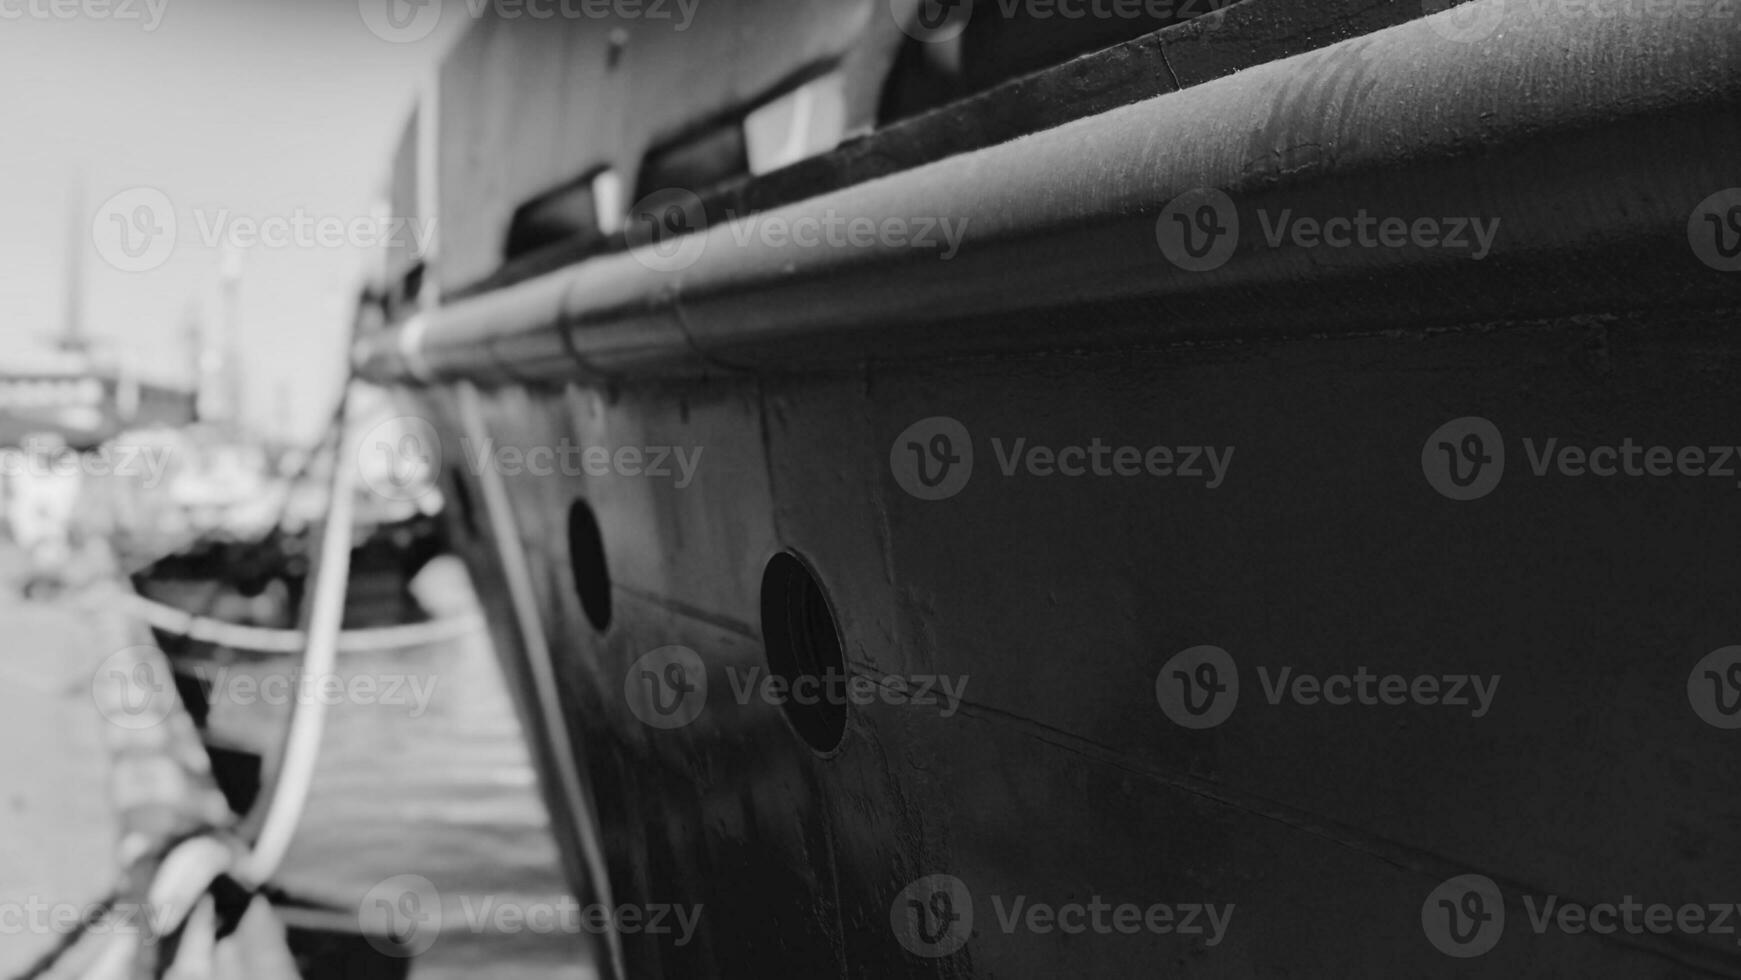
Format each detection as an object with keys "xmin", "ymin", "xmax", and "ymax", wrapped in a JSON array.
[{"xmin": 0, "ymin": 565, "xmax": 121, "ymax": 976}]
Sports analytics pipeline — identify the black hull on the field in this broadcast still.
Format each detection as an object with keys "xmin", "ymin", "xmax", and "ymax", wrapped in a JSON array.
[{"xmin": 358, "ymin": 0, "xmax": 1741, "ymax": 976}]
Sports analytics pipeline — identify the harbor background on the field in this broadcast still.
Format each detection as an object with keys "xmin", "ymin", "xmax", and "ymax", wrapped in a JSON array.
[{"xmin": 0, "ymin": 542, "xmax": 595, "ymax": 977}]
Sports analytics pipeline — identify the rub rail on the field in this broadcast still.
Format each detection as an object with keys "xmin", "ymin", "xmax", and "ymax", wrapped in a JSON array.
[{"xmin": 357, "ymin": 0, "xmax": 1741, "ymax": 388}]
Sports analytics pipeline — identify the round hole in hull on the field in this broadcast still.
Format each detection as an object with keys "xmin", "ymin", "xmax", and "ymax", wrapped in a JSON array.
[
  {"xmin": 759, "ymin": 551, "xmax": 847, "ymax": 753},
  {"xmin": 567, "ymin": 499, "xmax": 613, "ymax": 632}
]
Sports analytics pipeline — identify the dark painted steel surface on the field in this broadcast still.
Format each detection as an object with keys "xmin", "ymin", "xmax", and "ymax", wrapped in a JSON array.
[{"xmin": 359, "ymin": 0, "xmax": 1741, "ymax": 975}]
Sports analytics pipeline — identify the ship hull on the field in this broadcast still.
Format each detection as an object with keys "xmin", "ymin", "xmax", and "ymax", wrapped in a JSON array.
[
  {"xmin": 361, "ymin": 0, "xmax": 1741, "ymax": 975},
  {"xmin": 407, "ymin": 308, "xmax": 1740, "ymax": 977}
]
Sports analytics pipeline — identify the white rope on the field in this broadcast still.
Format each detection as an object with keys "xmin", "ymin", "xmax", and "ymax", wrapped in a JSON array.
[
  {"xmin": 164, "ymin": 896, "xmax": 216, "ymax": 980},
  {"xmin": 66, "ymin": 385, "xmax": 485, "ymax": 974},
  {"xmin": 57, "ymin": 386, "xmax": 383, "ymax": 978},
  {"xmin": 115, "ymin": 590, "xmax": 484, "ymax": 655},
  {"xmin": 145, "ymin": 837, "xmax": 236, "ymax": 936},
  {"xmin": 233, "ymin": 393, "xmax": 359, "ymax": 888}
]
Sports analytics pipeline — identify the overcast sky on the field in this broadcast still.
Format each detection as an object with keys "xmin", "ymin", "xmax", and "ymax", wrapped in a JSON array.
[{"xmin": 0, "ymin": 0, "xmax": 466, "ymax": 440}]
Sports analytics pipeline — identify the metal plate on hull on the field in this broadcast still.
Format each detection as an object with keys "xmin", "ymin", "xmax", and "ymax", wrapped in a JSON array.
[{"xmin": 417, "ymin": 312, "xmax": 1741, "ymax": 976}]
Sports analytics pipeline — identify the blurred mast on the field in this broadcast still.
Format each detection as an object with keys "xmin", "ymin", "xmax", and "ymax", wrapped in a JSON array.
[
  {"xmin": 196, "ymin": 246, "xmax": 245, "ymax": 429},
  {"xmin": 60, "ymin": 176, "xmax": 87, "ymax": 354},
  {"xmin": 219, "ymin": 245, "xmax": 244, "ymax": 428}
]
